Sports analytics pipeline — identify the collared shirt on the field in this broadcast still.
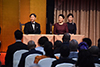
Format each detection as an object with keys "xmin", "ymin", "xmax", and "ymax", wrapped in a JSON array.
[
  {"xmin": 16, "ymin": 40, "xmax": 21, "ymax": 42},
  {"xmin": 32, "ymin": 21, "xmax": 35, "ymax": 30},
  {"xmin": 35, "ymin": 46, "xmax": 45, "ymax": 55}
]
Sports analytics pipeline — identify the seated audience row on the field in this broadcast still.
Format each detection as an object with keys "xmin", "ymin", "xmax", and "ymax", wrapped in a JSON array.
[{"xmin": 5, "ymin": 30, "xmax": 100, "ymax": 67}]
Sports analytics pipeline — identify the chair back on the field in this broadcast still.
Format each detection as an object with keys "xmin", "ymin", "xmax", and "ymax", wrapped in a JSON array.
[
  {"xmin": 95, "ymin": 63, "xmax": 100, "ymax": 67},
  {"xmin": 13, "ymin": 50, "xmax": 28, "ymax": 67},
  {"xmin": 25, "ymin": 54, "xmax": 41, "ymax": 67},
  {"xmin": 55, "ymin": 63, "xmax": 74, "ymax": 67},
  {"xmin": 38, "ymin": 58, "xmax": 56, "ymax": 67}
]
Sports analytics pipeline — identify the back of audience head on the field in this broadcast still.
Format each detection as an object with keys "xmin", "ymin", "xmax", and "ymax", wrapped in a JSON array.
[
  {"xmin": 98, "ymin": 38, "xmax": 100, "ymax": 49},
  {"xmin": 78, "ymin": 42, "xmax": 89, "ymax": 51},
  {"xmin": 28, "ymin": 40, "xmax": 36, "ymax": 50},
  {"xmin": 69, "ymin": 39, "xmax": 78, "ymax": 51},
  {"xmin": 54, "ymin": 40, "xmax": 62, "ymax": 49},
  {"xmin": 89, "ymin": 46, "xmax": 99, "ymax": 56},
  {"xmin": 62, "ymin": 33, "xmax": 70, "ymax": 42},
  {"xmin": 76, "ymin": 50, "xmax": 95, "ymax": 67},
  {"xmin": 14, "ymin": 30, "xmax": 23, "ymax": 40},
  {"xmin": 44, "ymin": 41, "xmax": 55, "ymax": 58},
  {"xmin": 60, "ymin": 45, "xmax": 70, "ymax": 58},
  {"xmin": 38, "ymin": 36, "xmax": 49, "ymax": 47},
  {"xmin": 29, "ymin": 64, "xmax": 40, "ymax": 67},
  {"xmin": 83, "ymin": 38, "xmax": 92, "ymax": 47}
]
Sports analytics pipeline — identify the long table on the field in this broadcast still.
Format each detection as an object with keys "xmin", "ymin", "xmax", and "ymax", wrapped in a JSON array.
[{"xmin": 23, "ymin": 34, "xmax": 85, "ymax": 47}]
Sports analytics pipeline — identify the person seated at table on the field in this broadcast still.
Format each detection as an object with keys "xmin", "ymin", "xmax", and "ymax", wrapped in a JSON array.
[
  {"xmin": 35, "ymin": 36, "xmax": 49, "ymax": 55},
  {"xmin": 67, "ymin": 13, "xmax": 77, "ymax": 34},
  {"xmin": 18, "ymin": 40, "xmax": 43, "ymax": 67},
  {"xmin": 54, "ymin": 14, "xmax": 68, "ymax": 34},
  {"xmin": 24, "ymin": 13, "xmax": 41, "ymax": 34},
  {"xmin": 51, "ymin": 44, "xmax": 76, "ymax": 67},
  {"xmin": 34, "ymin": 41, "xmax": 59, "ymax": 64}
]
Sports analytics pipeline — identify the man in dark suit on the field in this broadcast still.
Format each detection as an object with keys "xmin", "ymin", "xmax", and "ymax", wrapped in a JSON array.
[
  {"xmin": 24, "ymin": 13, "xmax": 41, "ymax": 34},
  {"xmin": 18, "ymin": 40, "xmax": 43, "ymax": 67},
  {"xmin": 5, "ymin": 30, "xmax": 28, "ymax": 67},
  {"xmin": 51, "ymin": 44, "xmax": 76, "ymax": 67}
]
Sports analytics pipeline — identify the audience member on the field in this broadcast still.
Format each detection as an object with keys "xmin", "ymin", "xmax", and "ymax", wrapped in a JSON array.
[
  {"xmin": 29, "ymin": 64, "xmax": 40, "ymax": 67},
  {"xmin": 18, "ymin": 40, "xmax": 43, "ymax": 67},
  {"xmin": 54, "ymin": 40, "xmax": 62, "ymax": 54},
  {"xmin": 35, "ymin": 36, "xmax": 49, "ymax": 55},
  {"xmin": 62, "ymin": 33, "xmax": 70, "ymax": 46},
  {"xmin": 78, "ymin": 42, "xmax": 89, "ymax": 51},
  {"xmin": 5, "ymin": 30, "xmax": 28, "ymax": 67},
  {"xmin": 75, "ymin": 50, "xmax": 95, "ymax": 67},
  {"xmin": 51, "ymin": 44, "xmax": 76, "ymax": 67},
  {"xmin": 98, "ymin": 38, "xmax": 100, "ymax": 49},
  {"xmin": 34, "ymin": 41, "xmax": 58, "ymax": 64},
  {"xmin": 89, "ymin": 46, "xmax": 100, "ymax": 64},
  {"xmin": 68, "ymin": 39, "xmax": 78, "ymax": 59},
  {"xmin": 83, "ymin": 38, "xmax": 92, "ymax": 47},
  {"xmin": 98, "ymin": 38, "xmax": 100, "ymax": 58}
]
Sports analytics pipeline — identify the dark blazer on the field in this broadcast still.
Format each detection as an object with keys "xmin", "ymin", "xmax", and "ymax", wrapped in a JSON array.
[
  {"xmin": 51, "ymin": 57, "xmax": 76, "ymax": 67},
  {"xmin": 5, "ymin": 42, "xmax": 28, "ymax": 67},
  {"xmin": 24, "ymin": 22, "xmax": 41, "ymax": 34},
  {"xmin": 18, "ymin": 49, "xmax": 43, "ymax": 67}
]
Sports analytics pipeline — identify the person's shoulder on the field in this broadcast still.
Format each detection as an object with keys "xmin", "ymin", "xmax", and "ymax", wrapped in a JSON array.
[
  {"xmin": 36, "ymin": 50, "xmax": 43, "ymax": 54},
  {"xmin": 35, "ymin": 22, "xmax": 40, "ymax": 25},
  {"xmin": 25, "ymin": 22, "xmax": 31, "ymax": 25},
  {"xmin": 54, "ymin": 23, "xmax": 58, "ymax": 25}
]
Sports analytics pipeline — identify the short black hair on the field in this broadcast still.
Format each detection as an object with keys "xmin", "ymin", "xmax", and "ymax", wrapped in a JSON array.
[
  {"xmin": 62, "ymin": 33, "xmax": 70, "ymax": 42},
  {"xmin": 14, "ymin": 30, "xmax": 23, "ymax": 40},
  {"xmin": 98, "ymin": 38, "xmax": 100, "ymax": 49},
  {"xmin": 83, "ymin": 38, "xmax": 92, "ymax": 47},
  {"xmin": 54, "ymin": 40, "xmax": 62, "ymax": 49},
  {"xmin": 60, "ymin": 45, "xmax": 70, "ymax": 57},
  {"xmin": 59, "ymin": 14, "xmax": 65, "ymax": 19},
  {"xmin": 29, "ymin": 13, "xmax": 36, "ymax": 18},
  {"xmin": 38, "ymin": 36, "xmax": 49, "ymax": 47},
  {"xmin": 67, "ymin": 13, "xmax": 74, "ymax": 18}
]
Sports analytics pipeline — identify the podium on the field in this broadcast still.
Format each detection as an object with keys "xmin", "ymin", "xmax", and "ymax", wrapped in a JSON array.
[{"xmin": 23, "ymin": 34, "xmax": 85, "ymax": 47}]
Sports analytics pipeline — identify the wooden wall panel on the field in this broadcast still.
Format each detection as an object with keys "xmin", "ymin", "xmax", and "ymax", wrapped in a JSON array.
[
  {"xmin": 19, "ymin": 0, "xmax": 30, "ymax": 24},
  {"xmin": 1, "ymin": 0, "xmax": 19, "ymax": 52},
  {"xmin": 0, "ymin": 0, "xmax": 2, "ymax": 41},
  {"xmin": 30, "ymin": 0, "xmax": 46, "ymax": 34}
]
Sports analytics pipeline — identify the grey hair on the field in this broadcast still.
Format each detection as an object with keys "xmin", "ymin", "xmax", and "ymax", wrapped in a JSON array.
[
  {"xmin": 69, "ymin": 39, "xmax": 78, "ymax": 51},
  {"xmin": 28, "ymin": 40, "xmax": 35, "ymax": 45}
]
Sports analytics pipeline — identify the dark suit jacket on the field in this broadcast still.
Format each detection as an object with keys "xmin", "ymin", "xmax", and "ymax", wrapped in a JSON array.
[
  {"xmin": 24, "ymin": 22, "xmax": 41, "ymax": 34},
  {"xmin": 5, "ymin": 42, "xmax": 28, "ymax": 67},
  {"xmin": 18, "ymin": 49, "xmax": 43, "ymax": 67},
  {"xmin": 51, "ymin": 57, "xmax": 76, "ymax": 67}
]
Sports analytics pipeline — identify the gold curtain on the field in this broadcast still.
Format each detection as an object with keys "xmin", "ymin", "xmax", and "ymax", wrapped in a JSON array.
[{"xmin": 54, "ymin": 0, "xmax": 100, "ymax": 46}]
